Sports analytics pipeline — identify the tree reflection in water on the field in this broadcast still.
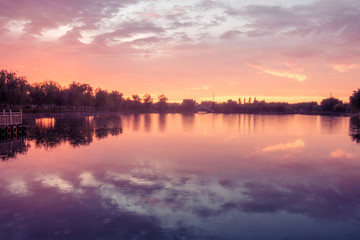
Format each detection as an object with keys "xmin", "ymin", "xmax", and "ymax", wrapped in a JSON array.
[
  {"xmin": 0, "ymin": 136, "xmax": 28, "ymax": 161},
  {"xmin": 25, "ymin": 115, "xmax": 123, "ymax": 148},
  {"xmin": 1, "ymin": 114, "xmax": 360, "ymax": 239},
  {"xmin": 349, "ymin": 116, "xmax": 360, "ymax": 143}
]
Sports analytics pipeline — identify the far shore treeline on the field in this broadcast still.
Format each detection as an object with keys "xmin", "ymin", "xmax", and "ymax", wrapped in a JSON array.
[{"xmin": 1, "ymin": 70, "xmax": 360, "ymax": 114}]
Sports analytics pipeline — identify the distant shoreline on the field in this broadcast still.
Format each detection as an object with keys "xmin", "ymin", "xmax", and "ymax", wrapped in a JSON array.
[
  {"xmin": 1, "ymin": 70, "xmax": 359, "ymax": 117},
  {"xmin": 22, "ymin": 110, "xmax": 360, "ymax": 118}
]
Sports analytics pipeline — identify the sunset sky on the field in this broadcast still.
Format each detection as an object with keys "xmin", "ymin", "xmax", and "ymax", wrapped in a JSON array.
[{"xmin": 0, "ymin": 0, "xmax": 359, "ymax": 103}]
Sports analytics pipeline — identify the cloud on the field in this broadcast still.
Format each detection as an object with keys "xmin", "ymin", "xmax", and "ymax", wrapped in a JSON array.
[
  {"xmin": 262, "ymin": 69, "xmax": 307, "ymax": 82},
  {"xmin": 139, "ymin": 12, "xmax": 163, "ymax": 20},
  {"xmin": 1, "ymin": 0, "xmax": 359, "ymax": 60},
  {"xmin": 85, "ymin": 22, "xmax": 164, "ymax": 45},
  {"xmin": 79, "ymin": 172, "xmax": 101, "ymax": 187},
  {"xmin": 262, "ymin": 139, "xmax": 305, "ymax": 152},
  {"xmin": 249, "ymin": 64, "xmax": 307, "ymax": 82},
  {"xmin": 0, "ymin": 0, "xmax": 360, "ymax": 97},
  {"xmin": 0, "ymin": 0, "xmax": 135, "ymax": 34},
  {"xmin": 330, "ymin": 149, "xmax": 354, "ymax": 159},
  {"xmin": 39, "ymin": 25, "xmax": 73, "ymax": 41},
  {"xmin": 106, "ymin": 171, "xmax": 159, "ymax": 187},
  {"xmin": 3, "ymin": 20, "xmax": 29, "ymax": 37},
  {"xmin": 7, "ymin": 179, "xmax": 29, "ymax": 196},
  {"xmin": 37, "ymin": 174, "xmax": 75, "ymax": 193},
  {"xmin": 332, "ymin": 64, "xmax": 359, "ymax": 73},
  {"xmin": 223, "ymin": 1, "xmax": 360, "ymax": 64},
  {"xmin": 236, "ymin": 1, "xmax": 360, "ymax": 40},
  {"xmin": 219, "ymin": 30, "xmax": 242, "ymax": 40},
  {"xmin": 186, "ymin": 86, "xmax": 211, "ymax": 90},
  {"xmin": 239, "ymin": 178, "xmax": 360, "ymax": 220},
  {"xmin": 241, "ymin": 5, "xmax": 307, "ymax": 31}
]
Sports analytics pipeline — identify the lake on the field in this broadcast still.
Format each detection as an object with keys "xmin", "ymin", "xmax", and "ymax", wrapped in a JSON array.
[{"xmin": 1, "ymin": 113, "xmax": 360, "ymax": 240}]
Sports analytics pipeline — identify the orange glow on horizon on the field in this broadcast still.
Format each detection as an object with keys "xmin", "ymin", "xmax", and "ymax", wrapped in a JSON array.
[{"xmin": 1, "ymin": 0, "xmax": 359, "ymax": 105}]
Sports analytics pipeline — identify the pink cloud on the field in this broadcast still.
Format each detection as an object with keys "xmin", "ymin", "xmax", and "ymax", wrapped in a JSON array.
[
  {"xmin": 249, "ymin": 64, "xmax": 307, "ymax": 82},
  {"xmin": 330, "ymin": 149, "xmax": 354, "ymax": 159},
  {"xmin": 262, "ymin": 140, "xmax": 305, "ymax": 152},
  {"xmin": 0, "ymin": 0, "xmax": 359, "ymax": 102},
  {"xmin": 262, "ymin": 70, "xmax": 307, "ymax": 82},
  {"xmin": 332, "ymin": 64, "xmax": 359, "ymax": 73},
  {"xmin": 262, "ymin": 139, "xmax": 305, "ymax": 152},
  {"xmin": 139, "ymin": 12, "xmax": 163, "ymax": 20},
  {"xmin": 219, "ymin": 30, "xmax": 242, "ymax": 39}
]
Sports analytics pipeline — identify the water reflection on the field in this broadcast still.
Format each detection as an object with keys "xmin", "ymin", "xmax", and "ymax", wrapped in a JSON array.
[
  {"xmin": 26, "ymin": 115, "xmax": 123, "ymax": 148},
  {"xmin": 35, "ymin": 117, "xmax": 55, "ymax": 129},
  {"xmin": 182, "ymin": 114, "xmax": 195, "ymax": 131},
  {"xmin": 1, "ymin": 114, "xmax": 360, "ymax": 239},
  {"xmin": 0, "ymin": 137, "xmax": 28, "ymax": 160},
  {"xmin": 350, "ymin": 116, "xmax": 360, "ymax": 143},
  {"xmin": 94, "ymin": 115, "xmax": 122, "ymax": 139},
  {"xmin": 144, "ymin": 114, "xmax": 151, "ymax": 132},
  {"xmin": 132, "ymin": 114, "xmax": 140, "ymax": 132},
  {"xmin": 319, "ymin": 116, "xmax": 344, "ymax": 134},
  {"xmin": 22, "ymin": 114, "xmax": 359, "ymax": 151},
  {"xmin": 158, "ymin": 114, "xmax": 167, "ymax": 132}
]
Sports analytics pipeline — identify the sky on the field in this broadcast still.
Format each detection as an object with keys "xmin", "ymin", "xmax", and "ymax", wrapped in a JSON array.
[{"xmin": 0, "ymin": 0, "xmax": 359, "ymax": 103}]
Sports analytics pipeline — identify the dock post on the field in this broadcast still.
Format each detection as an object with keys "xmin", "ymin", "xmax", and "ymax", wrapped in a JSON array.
[{"xmin": 10, "ymin": 109, "xmax": 12, "ymax": 125}]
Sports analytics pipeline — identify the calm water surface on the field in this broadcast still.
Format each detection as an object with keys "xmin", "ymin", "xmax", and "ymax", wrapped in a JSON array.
[{"xmin": 1, "ymin": 114, "xmax": 360, "ymax": 240}]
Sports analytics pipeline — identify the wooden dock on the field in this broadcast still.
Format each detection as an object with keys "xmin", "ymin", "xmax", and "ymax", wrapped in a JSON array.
[
  {"xmin": 0, "ymin": 110, "xmax": 26, "ymax": 137},
  {"xmin": 0, "ymin": 109, "xmax": 22, "ymax": 126}
]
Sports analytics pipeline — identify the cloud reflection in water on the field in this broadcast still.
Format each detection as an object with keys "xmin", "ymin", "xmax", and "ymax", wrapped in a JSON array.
[{"xmin": 0, "ymin": 114, "xmax": 360, "ymax": 239}]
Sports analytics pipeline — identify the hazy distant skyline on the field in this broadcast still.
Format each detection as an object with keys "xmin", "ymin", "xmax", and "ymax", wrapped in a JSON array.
[{"xmin": 0, "ymin": 0, "xmax": 359, "ymax": 103}]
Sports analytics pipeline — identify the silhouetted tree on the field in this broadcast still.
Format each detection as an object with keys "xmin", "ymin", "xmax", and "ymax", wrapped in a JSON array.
[
  {"xmin": 350, "ymin": 89, "xmax": 360, "ymax": 112},
  {"xmin": 181, "ymin": 99, "xmax": 196, "ymax": 112},
  {"xmin": 65, "ymin": 82, "xmax": 93, "ymax": 109},
  {"xmin": 320, "ymin": 97, "xmax": 342, "ymax": 111},
  {"xmin": 334, "ymin": 103, "xmax": 346, "ymax": 112},
  {"xmin": 54, "ymin": 88, "xmax": 65, "ymax": 108},
  {"xmin": 0, "ymin": 70, "xmax": 30, "ymax": 108},
  {"xmin": 143, "ymin": 94, "xmax": 153, "ymax": 112},
  {"xmin": 132, "ymin": 95, "xmax": 141, "ymax": 102},
  {"xmin": 292, "ymin": 102, "xmax": 319, "ymax": 112},
  {"xmin": 95, "ymin": 88, "xmax": 109, "ymax": 109},
  {"xmin": 109, "ymin": 91, "xmax": 123, "ymax": 110},
  {"xmin": 29, "ymin": 80, "xmax": 65, "ymax": 110},
  {"xmin": 43, "ymin": 80, "xmax": 62, "ymax": 109},
  {"xmin": 132, "ymin": 94, "xmax": 141, "ymax": 110},
  {"xmin": 122, "ymin": 97, "xmax": 133, "ymax": 110},
  {"xmin": 156, "ymin": 94, "xmax": 168, "ymax": 112},
  {"xmin": 80, "ymin": 84, "xmax": 94, "ymax": 109},
  {"xmin": 0, "ymin": 68, "xmax": 357, "ymax": 115},
  {"xmin": 30, "ymin": 82, "xmax": 46, "ymax": 109}
]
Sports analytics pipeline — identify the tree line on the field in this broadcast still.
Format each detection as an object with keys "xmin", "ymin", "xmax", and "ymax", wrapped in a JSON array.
[
  {"xmin": 1, "ymin": 69, "xmax": 359, "ymax": 113},
  {"xmin": 0, "ymin": 70, "xmax": 168, "ymax": 112}
]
